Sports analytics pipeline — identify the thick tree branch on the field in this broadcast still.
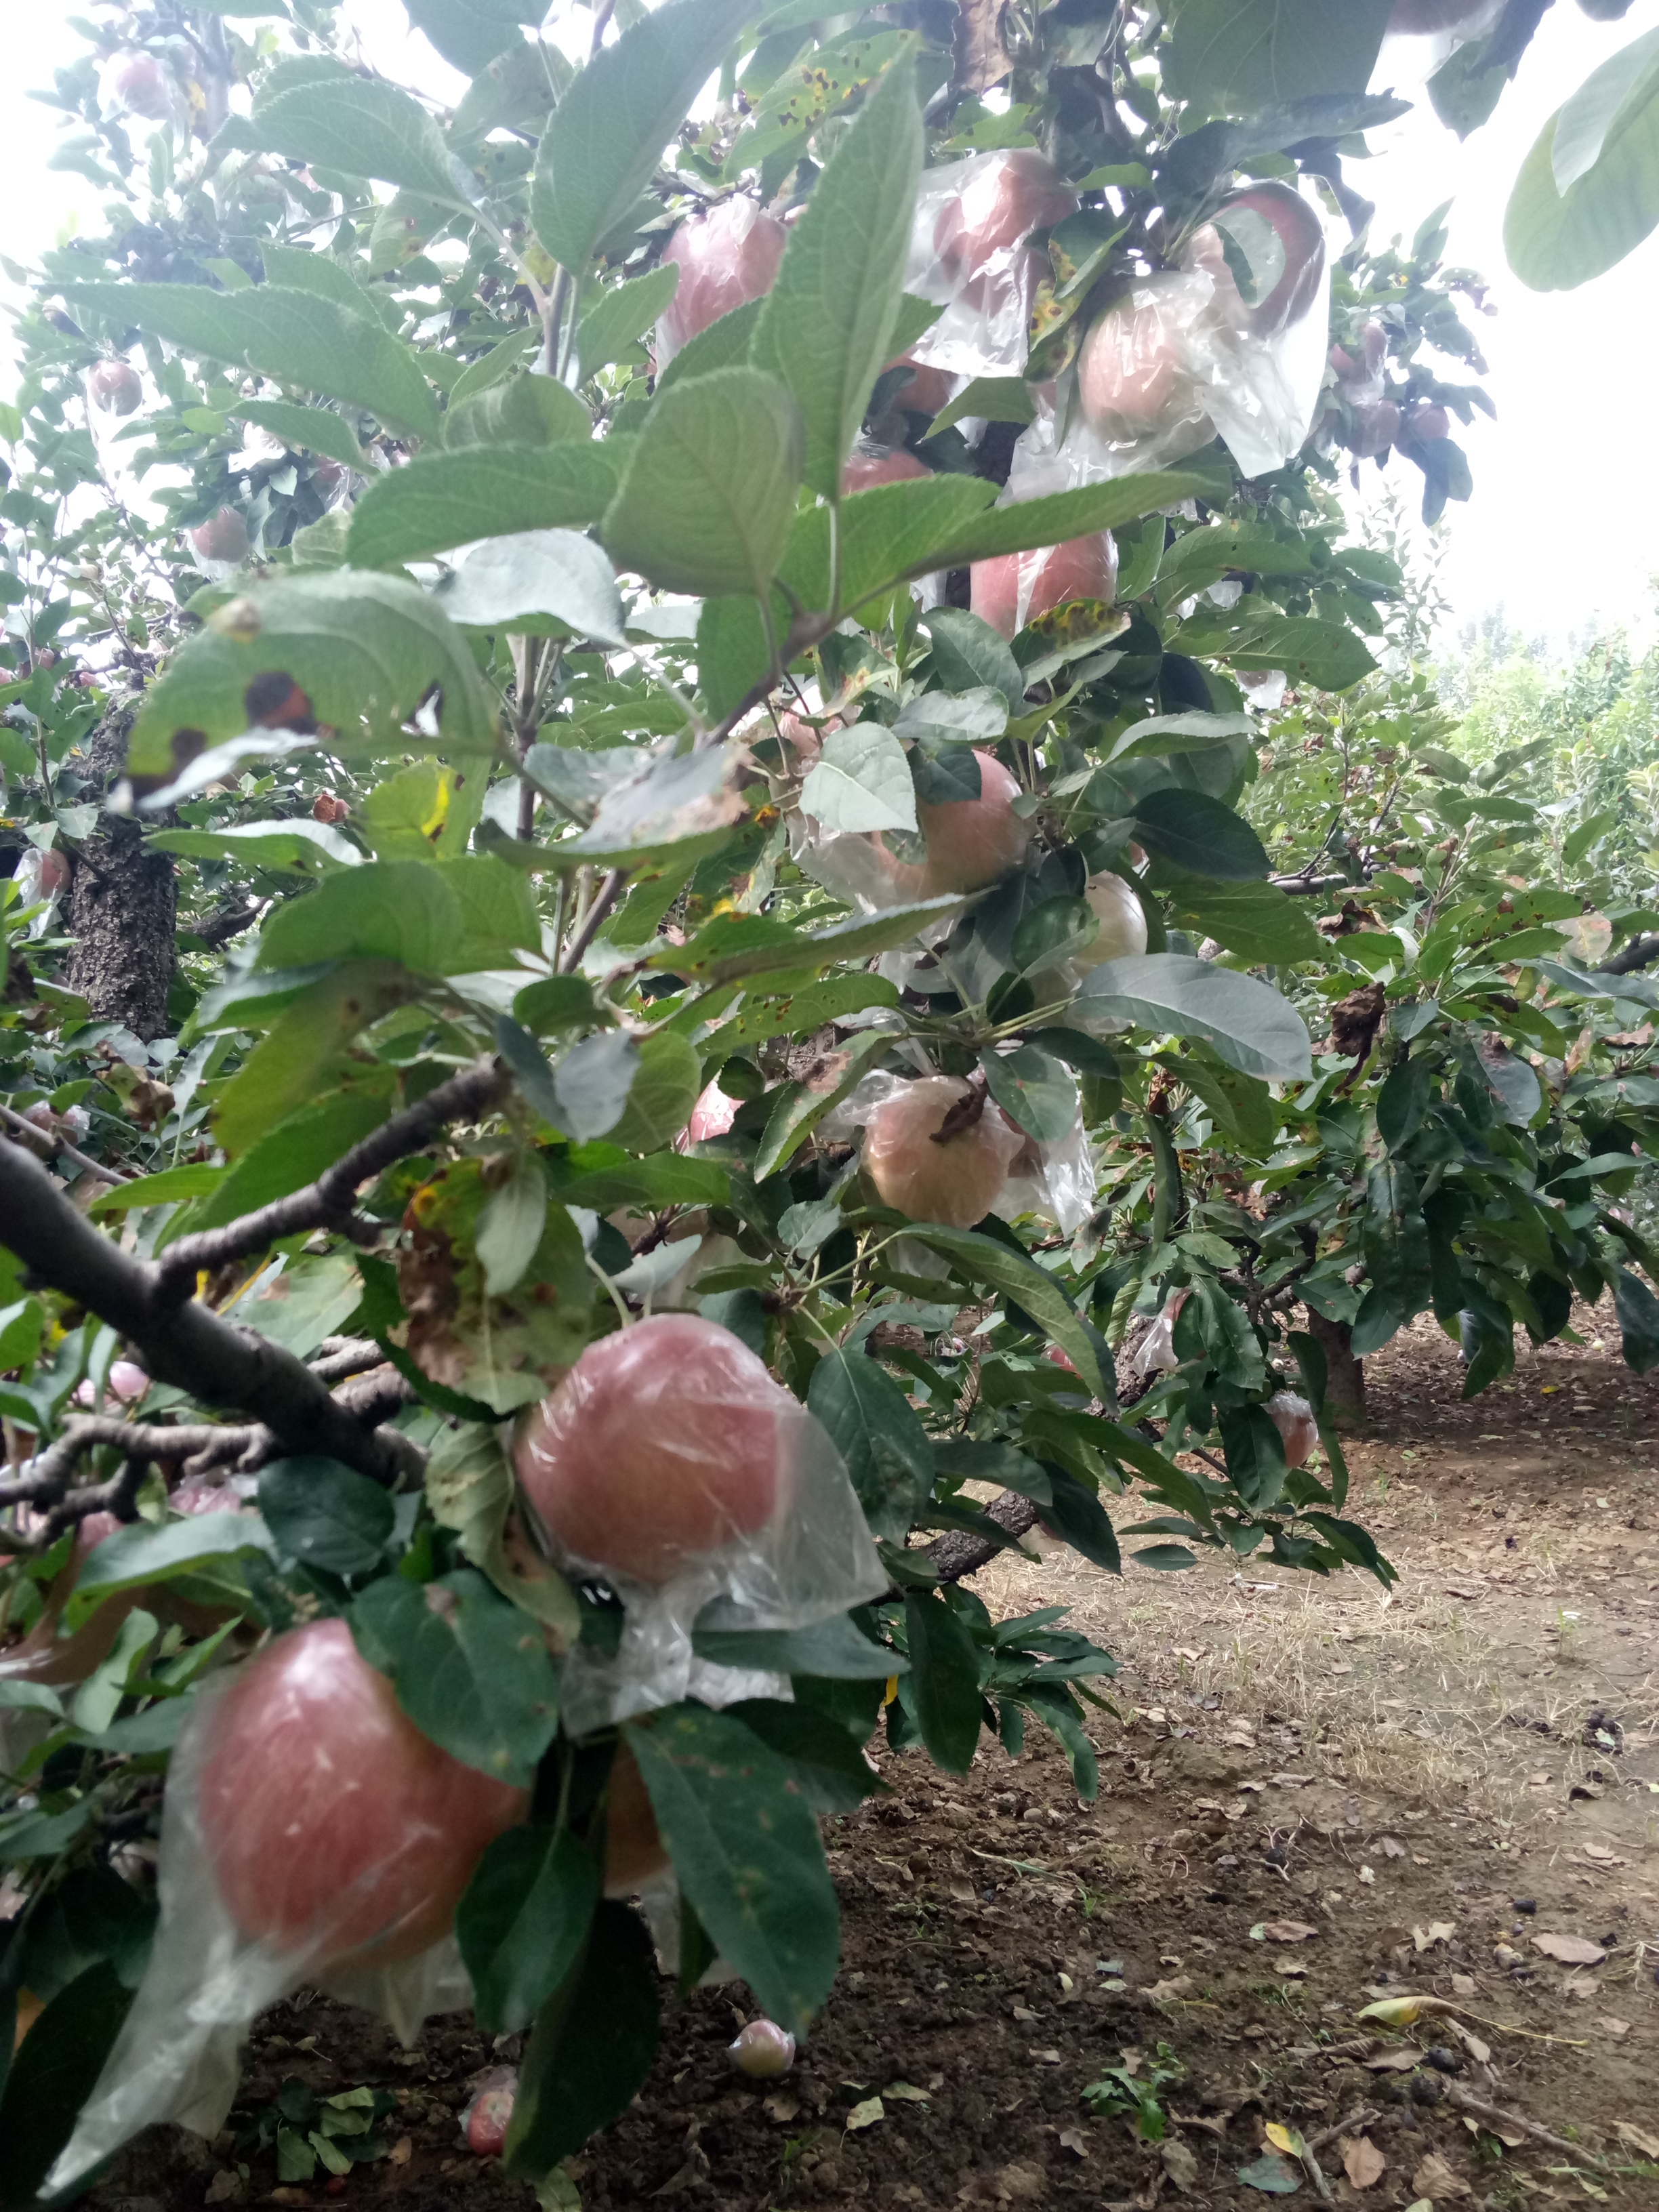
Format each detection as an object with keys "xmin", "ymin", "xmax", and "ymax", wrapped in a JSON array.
[
  {"xmin": 0, "ymin": 1141, "xmax": 409, "ymax": 1490},
  {"xmin": 1599, "ymin": 933, "xmax": 1659, "ymax": 977},
  {"xmin": 925, "ymin": 1489, "xmax": 1041, "ymax": 1582},
  {"xmin": 153, "ymin": 1057, "xmax": 508, "ymax": 1301}
]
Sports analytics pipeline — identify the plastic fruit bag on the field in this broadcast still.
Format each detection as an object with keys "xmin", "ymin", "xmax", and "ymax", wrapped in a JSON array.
[
  {"xmin": 1129, "ymin": 1288, "xmax": 1191, "ymax": 1378},
  {"xmin": 790, "ymin": 745, "xmax": 1031, "ymax": 914},
  {"xmin": 998, "ymin": 1109, "xmax": 1099, "ymax": 1237},
  {"xmin": 512, "ymin": 1313, "xmax": 886, "ymax": 1734},
  {"xmin": 655, "ymin": 197, "xmax": 787, "ymax": 371},
  {"xmin": 49, "ymin": 1618, "xmax": 522, "ymax": 2191},
  {"xmin": 904, "ymin": 150, "xmax": 1076, "ymax": 380},
  {"xmin": 822, "ymin": 1069, "xmax": 1091, "ymax": 1234}
]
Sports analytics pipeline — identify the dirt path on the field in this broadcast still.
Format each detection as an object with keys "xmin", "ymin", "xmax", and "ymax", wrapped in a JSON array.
[{"xmin": 92, "ymin": 1316, "xmax": 1659, "ymax": 2211}]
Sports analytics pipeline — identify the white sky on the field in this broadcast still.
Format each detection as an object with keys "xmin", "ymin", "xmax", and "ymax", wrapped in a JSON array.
[{"xmin": 1, "ymin": 1, "xmax": 1653, "ymax": 657}]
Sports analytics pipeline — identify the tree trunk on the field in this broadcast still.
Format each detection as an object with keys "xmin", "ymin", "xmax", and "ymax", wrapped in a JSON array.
[
  {"xmin": 1304, "ymin": 1309, "xmax": 1366, "ymax": 1432},
  {"xmin": 65, "ymin": 701, "xmax": 176, "ymax": 1043}
]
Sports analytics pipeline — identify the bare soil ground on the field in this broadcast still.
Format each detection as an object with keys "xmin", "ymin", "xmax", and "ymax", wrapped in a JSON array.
[{"xmin": 94, "ymin": 1314, "xmax": 1659, "ymax": 2212}]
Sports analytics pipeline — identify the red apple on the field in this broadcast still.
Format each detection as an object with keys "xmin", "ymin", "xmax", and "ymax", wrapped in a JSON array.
[
  {"xmin": 970, "ymin": 531, "xmax": 1119, "ymax": 640},
  {"xmin": 934, "ymin": 150, "xmax": 1074, "ymax": 288},
  {"xmin": 863, "ymin": 1076, "xmax": 1017, "ymax": 1228},
  {"xmin": 888, "ymin": 354, "xmax": 956, "ymax": 417},
  {"xmin": 1187, "ymin": 182, "xmax": 1326, "ymax": 335},
  {"xmin": 31, "ymin": 849, "xmax": 70, "ymax": 901},
  {"xmin": 1077, "ymin": 274, "xmax": 1204, "ymax": 438},
  {"xmin": 188, "ymin": 508, "xmax": 249, "ymax": 565},
  {"xmin": 1406, "ymin": 402, "xmax": 1450, "ymax": 440},
  {"xmin": 197, "ymin": 1618, "xmax": 527, "ymax": 1965},
  {"xmin": 108, "ymin": 52, "xmax": 173, "ymax": 120},
  {"xmin": 513, "ymin": 1314, "xmax": 789, "ymax": 1584},
  {"xmin": 1263, "ymin": 1389, "xmax": 1317, "ymax": 1469},
  {"xmin": 1347, "ymin": 400, "xmax": 1401, "ymax": 457},
  {"xmin": 730, "ymin": 2020, "xmax": 796, "ymax": 2076},
  {"xmin": 603, "ymin": 1738, "xmax": 670, "ymax": 1896},
  {"xmin": 906, "ymin": 747, "xmax": 1030, "ymax": 896},
  {"xmin": 682, "ymin": 1077, "xmax": 740, "ymax": 1145},
  {"xmin": 657, "ymin": 199, "xmax": 788, "ymax": 365},
  {"xmin": 464, "ymin": 2071, "xmax": 516, "ymax": 2156},
  {"xmin": 87, "ymin": 361, "xmax": 142, "ymax": 416},
  {"xmin": 842, "ymin": 448, "xmax": 930, "ymax": 495}
]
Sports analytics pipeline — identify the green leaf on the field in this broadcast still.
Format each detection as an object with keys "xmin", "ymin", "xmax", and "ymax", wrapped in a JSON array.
[
  {"xmin": 1226, "ymin": 617, "xmax": 1376, "ymax": 693},
  {"xmin": 920, "ymin": 607, "xmax": 1026, "ymax": 709},
  {"xmin": 980, "ymin": 1044, "xmax": 1078, "ymax": 1145},
  {"xmin": 477, "ymin": 1152, "xmax": 550, "ymax": 1296},
  {"xmin": 350, "ymin": 1568, "xmax": 560, "ymax": 1789},
  {"xmin": 60, "ymin": 282, "xmax": 438, "ymax": 439},
  {"xmin": 903, "ymin": 1590, "xmax": 983, "ymax": 1772},
  {"xmin": 457, "ymin": 1825, "xmax": 598, "ymax": 2036},
  {"xmin": 690, "ymin": 1610, "xmax": 905, "ymax": 1679},
  {"xmin": 151, "ymin": 817, "xmax": 361, "ymax": 876},
  {"xmin": 724, "ymin": 1697, "xmax": 888, "ymax": 1813},
  {"xmin": 1164, "ymin": 0, "xmax": 1394, "ymax": 115},
  {"xmin": 1506, "ymin": 29, "xmax": 1659, "ymax": 291},
  {"xmin": 605, "ymin": 1030, "xmax": 700, "ymax": 1152},
  {"xmin": 1077, "ymin": 954, "xmax": 1311, "ymax": 1082},
  {"xmin": 445, "ymin": 370, "xmax": 592, "ymax": 452},
  {"xmin": 435, "ymin": 528, "xmax": 625, "ymax": 644},
  {"xmin": 1614, "ymin": 1266, "xmax": 1659, "ymax": 1374},
  {"xmin": 125, "ymin": 574, "xmax": 497, "ymax": 785},
  {"xmin": 1218, "ymin": 1404, "xmax": 1288, "ymax": 1511},
  {"xmin": 1134, "ymin": 789, "xmax": 1269, "ymax": 882},
  {"xmin": 346, "ymin": 441, "xmax": 626, "ymax": 568},
  {"xmin": 752, "ymin": 56, "xmax": 921, "ymax": 498},
  {"xmin": 231, "ymin": 400, "xmax": 370, "ymax": 473},
  {"xmin": 602, "ymin": 367, "xmax": 803, "ymax": 598},
  {"xmin": 62, "ymin": 1513, "xmax": 274, "ymax": 1629},
  {"xmin": 624, "ymin": 1703, "xmax": 839, "ymax": 2036},
  {"xmin": 559, "ymin": 744, "xmax": 745, "ymax": 869},
  {"xmin": 553, "ymin": 1029, "xmax": 642, "ymax": 1142},
  {"xmin": 806, "ymin": 1347, "xmax": 933, "ymax": 1542},
  {"xmin": 503, "ymin": 1902, "xmax": 659, "ymax": 2179},
  {"xmin": 1159, "ymin": 874, "xmax": 1323, "ymax": 964},
  {"xmin": 754, "ymin": 1031, "xmax": 890, "ymax": 1179},
  {"xmin": 0, "ymin": 1963, "xmax": 136, "ymax": 2205},
  {"xmin": 918, "ymin": 472, "xmax": 1217, "ymax": 574},
  {"xmin": 900, "ymin": 1227, "xmax": 1111, "ymax": 1399},
  {"xmin": 251, "ymin": 76, "xmax": 459, "ymax": 199},
  {"xmin": 531, "ymin": 0, "xmax": 754, "ymax": 269},
  {"xmin": 258, "ymin": 1455, "xmax": 395, "ymax": 1576},
  {"xmin": 405, "ymin": 0, "xmax": 546, "ymax": 76},
  {"xmin": 207, "ymin": 966, "xmax": 417, "ymax": 1159},
  {"xmin": 1040, "ymin": 1465, "xmax": 1121, "ymax": 1574},
  {"xmin": 577, "ymin": 264, "xmax": 682, "ymax": 377},
  {"xmin": 798, "ymin": 721, "xmax": 917, "ymax": 834}
]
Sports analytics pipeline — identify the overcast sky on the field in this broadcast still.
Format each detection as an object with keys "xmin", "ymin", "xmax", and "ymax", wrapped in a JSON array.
[{"xmin": 1, "ymin": 1, "xmax": 1653, "ymax": 658}]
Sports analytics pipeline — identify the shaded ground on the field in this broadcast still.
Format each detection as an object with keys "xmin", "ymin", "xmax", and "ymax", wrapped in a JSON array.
[{"xmin": 93, "ymin": 1313, "xmax": 1659, "ymax": 2211}]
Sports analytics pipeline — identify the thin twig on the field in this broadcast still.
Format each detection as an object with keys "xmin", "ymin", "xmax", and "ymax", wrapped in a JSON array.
[
  {"xmin": 1306, "ymin": 2106, "xmax": 1380, "ymax": 2154},
  {"xmin": 558, "ymin": 867, "xmax": 626, "ymax": 973},
  {"xmin": 1, "ymin": 1102, "xmax": 131, "ymax": 1185},
  {"xmin": 154, "ymin": 1058, "xmax": 508, "ymax": 1299},
  {"xmin": 1445, "ymin": 2084, "xmax": 1607, "ymax": 2167}
]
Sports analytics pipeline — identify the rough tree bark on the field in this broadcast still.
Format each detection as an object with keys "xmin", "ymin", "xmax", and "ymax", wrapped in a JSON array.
[
  {"xmin": 1304, "ymin": 1309, "xmax": 1366, "ymax": 1431},
  {"xmin": 65, "ymin": 699, "xmax": 177, "ymax": 1042}
]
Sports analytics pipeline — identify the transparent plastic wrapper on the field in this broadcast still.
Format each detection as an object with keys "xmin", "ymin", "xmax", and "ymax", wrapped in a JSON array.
[
  {"xmin": 513, "ymin": 1314, "xmax": 886, "ymax": 1734},
  {"xmin": 655, "ymin": 197, "xmax": 788, "ymax": 371},
  {"xmin": 1263, "ymin": 1389, "xmax": 1317, "ymax": 1469},
  {"xmin": 999, "ymin": 1109, "xmax": 1098, "ymax": 1237},
  {"xmin": 1129, "ymin": 1288, "xmax": 1191, "ymax": 1378},
  {"xmin": 51, "ymin": 1618, "xmax": 522, "ymax": 2192},
  {"xmin": 1008, "ymin": 184, "xmax": 1331, "ymax": 493},
  {"xmin": 904, "ymin": 150, "xmax": 1076, "ymax": 380},
  {"xmin": 823, "ymin": 1069, "xmax": 1090, "ymax": 1234},
  {"xmin": 13, "ymin": 844, "xmax": 68, "ymax": 940},
  {"xmin": 970, "ymin": 529, "xmax": 1119, "ymax": 642},
  {"xmin": 790, "ymin": 747, "xmax": 1029, "ymax": 914}
]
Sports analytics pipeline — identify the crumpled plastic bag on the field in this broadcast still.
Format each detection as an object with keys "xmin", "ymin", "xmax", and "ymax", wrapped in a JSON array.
[
  {"xmin": 514, "ymin": 1315, "xmax": 886, "ymax": 1735},
  {"xmin": 903, "ymin": 150, "xmax": 1076, "ymax": 380}
]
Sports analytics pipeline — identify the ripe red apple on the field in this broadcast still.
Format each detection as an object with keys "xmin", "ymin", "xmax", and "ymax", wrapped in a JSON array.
[
  {"xmin": 1077, "ymin": 274, "xmax": 1204, "ymax": 438},
  {"xmin": 310, "ymin": 457, "xmax": 349, "ymax": 495},
  {"xmin": 87, "ymin": 361, "xmax": 142, "ymax": 416},
  {"xmin": 970, "ymin": 531, "xmax": 1119, "ymax": 641},
  {"xmin": 604, "ymin": 1739, "xmax": 670, "ymax": 1896},
  {"xmin": 934, "ymin": 150, "xmax": 1074, "ymax": 289},
  {"xmin": 888, "ymin": 354, "xmax": 956, "ymax": 417},
  {"xmin": 1406, "ymin": 402, "xmax": 1450, "ymax": 440},
  {"xmin": 188, "ymin": 508, "xmax": 249, "ymax": 565},
  {"xmin": 464, "ymin": 2070, "xmax": 516, "ymax": 2155},
  {"xmin": 1263, "ymin": 1389, "xmax": 1317, "ymax": 1469},
  {"xmin": 513, "ymin": 1314, "xmax": 789, "ymax": 1584},
  {"xmin": 657, "ymin": 199, "xmax": 788, "ymax": 365},
  {"xmin": 197, "ymin": 1618, "xmax": 527, "ymax": 1965},
  {"xmin": 842, "ymin": 448, "xmax": 930, "ymax": 495},
  {"xmin": 108, "ymin": 51, "xmax": 173, "ymax": 120},
  {"xmin": 863, "ymin": 1077, "xmax": 1016, "ymax": 1228},
  {"xmin": 1346, "ymin": 399, "xmax": 1401, "ymax": 457},
  {"xmin": 1330, "ymin": 321, "xmax": 1387, "ymax": 386},
  {"xmin": 1187, "ymin": 182, "xmax": 1326, "ymax": 336},
  {"xmin": 31, "ymin": 848, "xmax": 70, "ymax": 901},
  {"xmin": 683, "ymin": 1077, "xmax": 740, "ymax": 1144},
  {"xmin": 911, "ymin": 747, "xmax": 1030, "ymax": 895}
]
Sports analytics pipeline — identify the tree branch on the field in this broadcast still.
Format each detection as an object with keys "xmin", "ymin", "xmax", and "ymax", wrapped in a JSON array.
[
  {"xmin": 925, "ymin": 1489, "xmax": 1040, "ymax": 1582},
  {"xmin": 0, "ymin": 1141, "xmax": 410, "ymax": 1490},
  {"xmin": 558, "ymin": 868, "xmax": 626, "ymax": 974},
  {"xmin": 1, "ymin": 1103, "xmax": 131, "ymax": 1185},
  {"xmin": 1599, "ymin": 933, "xmax": 1659, "ymax": 977},
  {"xmin": 696, "ymin": 612, "xmax": 838, "ymax": 752},
  {"xmin": 153, "ymin": 1057, "xmax": 508, "ymax": 1301}
]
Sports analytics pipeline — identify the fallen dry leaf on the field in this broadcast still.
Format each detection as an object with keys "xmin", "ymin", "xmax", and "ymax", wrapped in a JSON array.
[
  {"xmin": 1533, "ymin": 1931, "xmax": 1606, "ymax": 1966},
  {"xmin": 1057, "ymin": 2127, "xmax": 1091, "ymax": 2159},
  {"xmin": 1261, "ymin": 1919, "xmax": 1318, "ymax": 1943},
  {"xmin": 846, "ymin": 2095, "xmax": 884, "ymax": 2130},
  {"xmin": 1162, "ymin": 2139, "xmax": 1201, "ymax": 2194},
  {"xmin": 1448, "ymin": 2019, "xmax": 1491, "ymax": 2066},
  {"xmin": 388, "ymin": 2138, "xmax": 413, "ymax": 2167},
  {"xmin": 1363, "ymin": 2045, "xmax": 1425, "ymax": 2072},
  {"xmin": 1450, "ymin": 1973, "xmax": 1476, "ymax": 1997},
  {"xmin": 1595, "ymin": 2015, "xmax": 1631, "ymax": 2040},
  {"xmin": 886, "ymin": 2081, "xmax": 930, "ymax": 2104},
  {"xmin": 1380, "ymin": 1837, "xmax": 1406, "ymax": 1858},
  {"xmin": 763, "ymin": 2091, "xmax": 800, "ymax": 2123},
  {"xmin": 1173, "ymin": 2111, "xmax": 1233, "ymax": 2141},
  {"xmin": 991, "ymin": 2163, "xmax": 1044, "ymax": 2203},
  {"xmin": 1147, "ymin": 1975, "xmax": 1193, "ymax": 2001},
  {"xmin": 1265, "ymin": 2123, "xmax": 1307, "ymax": 2157},
  {"xmin": 1343, "ymin": 2135, "xmax": 1387, "ymax": 2190},
  {"xmin": 1413, "ymin": 1921, "xmax": 1456, "ymax": 1951},
  {"xmin": 1615, "ymin": 2120, "xmax": 1659, "ymax": 2159},
  {"xmin": 1412, "ymin": 2152, "xmax": 1471, "ymax": 2200}
]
